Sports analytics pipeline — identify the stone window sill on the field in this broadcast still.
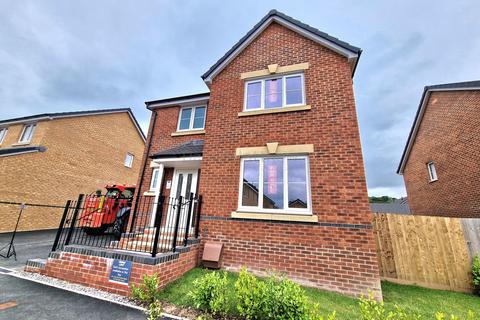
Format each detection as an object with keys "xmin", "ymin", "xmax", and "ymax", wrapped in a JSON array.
[
  {"xmin": 231, "ymin": 211, "xmax": 318, "ymax": 223},
  {"xmin": 143, "ymin": 191, "xmax": 156, "ymax": 196},
  {"xmin": 171, "ymin": 130, "xmax": 205, "ymax": 137},
  {"xmin": 11, "ymin": 142, "xmax": 31, "ymax": 147},
  {"xmin": 238, "ymin": 105, "xmax": 311, "ymax": 117}
]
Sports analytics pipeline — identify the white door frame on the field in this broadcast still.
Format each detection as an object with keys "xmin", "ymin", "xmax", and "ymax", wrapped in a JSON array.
[{"xmin": 164, "ymin": 168, "xmax": 199, "ymax": 232}]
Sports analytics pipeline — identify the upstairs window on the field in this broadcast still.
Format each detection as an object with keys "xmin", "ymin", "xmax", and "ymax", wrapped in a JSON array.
[
  {"xmin": 19, "ymin": 123, "xmax": 36, "ymax": 143},
  {"xmin": 239, "ymin": 156, "xmax": 311, "ymax": 214},
  {"xmin": 177, "ymin": 106, "xmax": 206, "ymax": 131},
  {"xmin": 0, "ymin": 128, "xmax": 7, "ymax": 144},
  {"xmin": 244, "ymin": 73, "xmax": 305, "ymax": 111},
  {"xmin": 124, "ymin": 153, "xmax": 134, "ymax": 168},
  {"xmin": 427, "ymin": 161, "xmax": 438, "ymax": 182}
]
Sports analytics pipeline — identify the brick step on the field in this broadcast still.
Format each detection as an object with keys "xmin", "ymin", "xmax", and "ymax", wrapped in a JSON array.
[{"xmin": 25, "ymin": 258, "xmax": 46, "ymax": 270}]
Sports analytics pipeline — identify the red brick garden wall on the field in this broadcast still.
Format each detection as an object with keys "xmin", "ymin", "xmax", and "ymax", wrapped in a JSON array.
[
  {"xmin": 26, "ymin": 244, "xmax": 200, "ymax": 297},
  {"xmin": 403, "ymin": 90, "xmax": 480, "ymax": 218}
]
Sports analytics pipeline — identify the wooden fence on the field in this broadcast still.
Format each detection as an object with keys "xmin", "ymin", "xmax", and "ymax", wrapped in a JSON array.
[{"xmin": 373, "ymin": 213, "xmax": 480, "ymax": 292}]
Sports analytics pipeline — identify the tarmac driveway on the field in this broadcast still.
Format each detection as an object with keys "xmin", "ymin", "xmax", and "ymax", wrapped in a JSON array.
[
  {"xmin": 0, "ymin": 229, "xmax": 56, "ymax": 270},
  {"xmin": 0, "ymin": 273, "xmax": 145, "ymax": 320}
]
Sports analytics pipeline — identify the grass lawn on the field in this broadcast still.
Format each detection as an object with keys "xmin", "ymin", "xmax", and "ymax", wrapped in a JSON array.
[{"xmin": 157, "ymin": 268, "xmax": 480, "ymax": 319}]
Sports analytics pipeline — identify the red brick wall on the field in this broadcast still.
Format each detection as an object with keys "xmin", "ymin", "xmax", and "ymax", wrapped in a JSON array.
[
  {"xmin": 26, "ymin": 244, "xmax": 200, "ymax": 297},
  {"xmin": 198, "ymin": 22, "xmax": 380, "ymax": 297},
  {"xmin": 403, "ymin": 90, "xmax": 480, "ymax": 218}
]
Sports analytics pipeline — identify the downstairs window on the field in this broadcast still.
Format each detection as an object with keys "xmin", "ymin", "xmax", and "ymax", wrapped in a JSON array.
[{"xmin": 239, "ymin": 156, "xmax": 311, "ymax": 214}]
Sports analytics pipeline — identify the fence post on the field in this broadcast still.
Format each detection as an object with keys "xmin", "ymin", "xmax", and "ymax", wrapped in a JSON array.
[
  {"xmin": 51, "ymin": 200, "xmax": 71, "ymax": 252},
  {"xmin": 151, "ymin": 195, "xmax": 165, "ymax": 257},
  {"xmin": 194, "ymin": 195, "xmax": 202, "ymax": 238},
  {"xmin": 65, "ymin": 194, "xmax": 84, "ymax": 246},
  {"xmin": 171, "ymin": 196, "xmax": 183, "ymax": 252},
  {"xmin": 183, "ymin": 193, "xmax": 194, "ymax": 246}
]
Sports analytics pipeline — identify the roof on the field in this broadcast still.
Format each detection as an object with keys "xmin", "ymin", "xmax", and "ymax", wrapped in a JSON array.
[
  {"xmin": 0, "ymin": 108, "xmax": 146, "ymax": 142},
  {"xmin": 151, "ymin": 140, "xmax": 204, "ymax": 159},
  {"xmin": 0, "ymin": 146, "xmax": 47, "ymax": 157},
  {"xmin": 370, "ymin": 198, "xmax": 410, "ymax": 215},
  {"xmin": 145, "ymin": 92, "xmax": 210, "ymax": 110},
  {"xmin": 202, "ymin": 9, "xmax": 362, "ymax": 83},
  {"xmin": 397, "ymin": 80, "xmax": 480, "ymax": 174}
]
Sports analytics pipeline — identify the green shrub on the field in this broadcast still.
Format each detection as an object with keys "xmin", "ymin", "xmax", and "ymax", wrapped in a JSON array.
[
  {"xmin": 472, "ymin": 255, "xmax": 480, "ymax": 295},
  {"xmin": 235, "ymin": 267, "xmax": 266, "ymax": 319},
  {"xmin": 235, "ymin": 268, "xmax": 334, "ymax": 320},
  {"xmin": 188, "ymin": 271, "xmax": 229, "ymax": 316},
  {"xmin": 131, "ymin": 273, "xmax": 161, "ymax": 305},
  {"xmin": 261, "ymin": 274, "xmax": 310, "ymax": 320},
  {"xmin": 435, "ymin": 311, "xmax": 476, "ymax": 320},
  {"xmin": 147, "ymin": 300, "xmax": 163, "ymax": 320},
  {"xmin": 358, "ymin": 292, "xmax": 420, "ymax": 320}
]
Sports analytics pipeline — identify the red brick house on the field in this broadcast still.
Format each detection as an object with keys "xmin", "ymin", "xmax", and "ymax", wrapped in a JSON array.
[
  {"xmin": 137, "ymin": 10, "xmax": 381, "ymax": 297},
  {"xmin": 397, "ymin": 80, "xmax": 480, "ymax": 218},
  {"xmin": 28, "ymin": 10, "xmax": 381, "ymax": 299}
]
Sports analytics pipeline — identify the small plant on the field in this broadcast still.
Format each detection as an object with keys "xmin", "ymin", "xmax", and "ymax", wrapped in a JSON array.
[
  {"xmin": 188, "ymin": 271, "xmax": 229, "ymax": 316},
  {"xmin": 131, "ymin": 273, "xmax": 161, "ymax": 305},
  {"xmin": 235, "ymin": 267, "xmax": 266, "ymax": 319},
  {"xmin": 358, "ymin": 292, "xmax": 420, "ymax": 320},
  {"xmin": 472, "ymin": 255, "xmax": 480, "ymax": 295},
  {"xmin": 147, "ymin": 300, "xmax": 163, "ymax": 320}
]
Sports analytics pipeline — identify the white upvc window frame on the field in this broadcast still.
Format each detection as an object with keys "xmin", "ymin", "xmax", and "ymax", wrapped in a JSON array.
[
  {"xmin": 0, "ymin": 127, "xmax": 7, "ymax": 145},
  {"xmin": 238, "ymin": 155, "xmax": 312, "ymax": 215},
  {"xmin": 149, "ymin": 168, "xmax": 160, "ymax": 191},
  {"xmin": 243, "ymin": 73, "xmax": 305, "ymax": 111},
  {"xmin": 18, "ymin": 123, "xmax": 36, "ymax": 144},
  {"xmin": 176, "ymin": 105, "xmax": 207, "ymax": 132},
  {"xmin": 427, "ymin": 161, "xmax": 438, "ymax": 182},
  {"xmin": 124, "ymin": 153, "xmax": 134, "ymax": 168}
]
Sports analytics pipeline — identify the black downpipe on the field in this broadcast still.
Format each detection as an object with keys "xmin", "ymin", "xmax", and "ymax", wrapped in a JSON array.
[{"xmin": 130, "ymin": 110, "xmax": 158, "ymax": 233}]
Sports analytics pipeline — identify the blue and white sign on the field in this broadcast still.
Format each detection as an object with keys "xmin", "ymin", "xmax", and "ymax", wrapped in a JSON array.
[{"xmin": 109, "ymin": 259, "xmax": 132, "ymax": 285}]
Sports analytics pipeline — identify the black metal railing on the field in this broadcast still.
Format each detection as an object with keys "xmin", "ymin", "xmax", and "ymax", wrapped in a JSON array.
[{"xmin": 52, "ymin": 192, "xmax": 202, "ymax": 257}]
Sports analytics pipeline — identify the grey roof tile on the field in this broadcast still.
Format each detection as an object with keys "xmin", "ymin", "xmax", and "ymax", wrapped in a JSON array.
[{"xmin": 151, "ymin": 139, "xmax": 204, "ymax": 158}]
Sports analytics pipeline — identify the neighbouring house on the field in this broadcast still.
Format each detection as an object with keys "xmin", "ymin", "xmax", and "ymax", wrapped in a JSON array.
[
  {"xmin": 26, "ymin": 10, "xmax": 381, "ymax": 299},
  {"xmin": 0, "ymin": 108, "xmax": 145, "ymax": 232},
  {"xmin": 371, "ymin": 197, "xmax": 410, "ymax": 214},
  {"xmin": 397, "ymin": 80, "xmax": 480, "ymax": 218}
]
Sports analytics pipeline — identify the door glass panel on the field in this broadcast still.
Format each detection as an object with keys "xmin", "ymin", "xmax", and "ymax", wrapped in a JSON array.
[
  {"xmin": 175, "ymin": 174, "xmax": 184, "ymax": 198},
  {"xmin": 185, "ymin": 174, "xmax": 193, "ymax": 198},
  {"xmin": 263, "ymin": 158, "xmax": 284, "ymax": 209}
]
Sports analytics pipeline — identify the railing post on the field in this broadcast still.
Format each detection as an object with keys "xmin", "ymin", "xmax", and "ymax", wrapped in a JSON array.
[
  {"xmin": 151, "ymin": 195, "xmax": 165, "ymax": 257},
  {"xmin": 65, "ymin": 194, "xmax": 84, "ymax": 246},
  {"xmin": 171, "ymin": 195, "xmax": 183, "ymax": 252},
  {"xmin": 183, "ymin": 193, "xmax": 194, "ymax": 246},
  {"xmin": 51, "ymin": 200, "xmax": 71, "ymax": 252},
  {"xmin": 194, "ymin": 195, "xmax": 202, "ymax": 238}
]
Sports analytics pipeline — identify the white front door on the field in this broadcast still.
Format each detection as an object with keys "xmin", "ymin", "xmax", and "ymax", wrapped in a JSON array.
[{"xmin": 165, "ymin": 169, "xmax": 198, "ymax": 232}]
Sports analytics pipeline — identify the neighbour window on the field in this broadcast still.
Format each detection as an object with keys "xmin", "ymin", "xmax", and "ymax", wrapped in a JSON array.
[
  {"xmin": 177, "ymin": 106, "xmax": 206, "ymax": 131},
  {"xmin": 124, "ymin": 153, "xmax": 134, "ymax": 168},
  {"xmin": 239, "ymin": 156, "xmax": 311, "ymax": 213},
  {"xmin": 427, "ymin": 161, "xmax": 438, "ymax": 182},
  {"xmin": 244, "ymin": 73, "xmax": 305, "ymax": 111},
  {"xmin": 150, "ymin": 168, "xmax": 160, "ymax": 191},
  {"xmin": 19, "ymin": 123, "xmax": 36, "ymax": 143},
  {"xmin": 0, "ymin": 128, "xmax": 7, "ymax": 144}
]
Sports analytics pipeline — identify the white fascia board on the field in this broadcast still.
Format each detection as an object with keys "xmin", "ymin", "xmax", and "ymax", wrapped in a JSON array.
[
  {"xmin": 152, "ymin": 156, "xmax": 203, "ymax": 163},
  {"xmin": 204, "ymin": 16, "xmax": 358, "ymax": 84}
]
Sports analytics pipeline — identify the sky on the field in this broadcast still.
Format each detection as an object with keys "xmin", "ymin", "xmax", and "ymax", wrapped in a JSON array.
[{"xmin": 1, "ymin": 0, "xmax": 479, "ymax": 198}]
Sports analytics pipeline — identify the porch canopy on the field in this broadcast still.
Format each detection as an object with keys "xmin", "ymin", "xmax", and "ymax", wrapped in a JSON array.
[{"xmin": 150, "ymin": 139, "xmax": 203, "ymax": 168}]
